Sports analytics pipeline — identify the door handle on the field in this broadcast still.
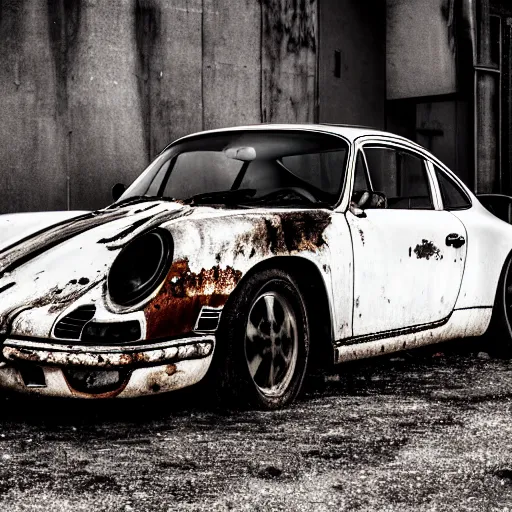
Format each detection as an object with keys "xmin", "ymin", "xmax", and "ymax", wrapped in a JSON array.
[{"xmin": 445, "ymin": 233, "xmax": 466, "ymax": 248}]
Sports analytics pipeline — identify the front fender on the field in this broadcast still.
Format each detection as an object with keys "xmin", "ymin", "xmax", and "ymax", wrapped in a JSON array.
[{"xmin": 143, "ymin": 209, "xmax": 335, "ymax": 340}]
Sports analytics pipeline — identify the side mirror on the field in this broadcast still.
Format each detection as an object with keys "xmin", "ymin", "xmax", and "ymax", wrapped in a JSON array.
[
  {"xmin": 112, "ymin": 183, "xmax": 126, "ymax": 201},
  {"xmin": 350, "ymin": 190, "xmax": 387, "ymax": 217}
]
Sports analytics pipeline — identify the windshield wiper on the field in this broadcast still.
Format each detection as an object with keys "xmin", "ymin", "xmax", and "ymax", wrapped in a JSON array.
[
  {"xmin": 243, "ymin": 189, "xmax": 331, "ymax": 208},
  {"xmin": 106, "ymin": 195, "xmax": 176, "ymax": 209},
  {"xmin": 184, "ymin": 188, "xmax": 257, "ymax": 206}
]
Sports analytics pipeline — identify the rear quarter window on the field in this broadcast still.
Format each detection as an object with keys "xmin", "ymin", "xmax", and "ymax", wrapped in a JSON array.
[{"xmin": 434, "ymin": 165, "xmax": 471, "ymax": 210}]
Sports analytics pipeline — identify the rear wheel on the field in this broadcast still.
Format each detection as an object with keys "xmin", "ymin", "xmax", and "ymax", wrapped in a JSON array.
[
  {"xmin": 487, "ymin": 255, "xmax": 512, "ymax": 357},
  {"xmin": 211, "ymin": 268, "xmax": 310, "ymax": 409}
]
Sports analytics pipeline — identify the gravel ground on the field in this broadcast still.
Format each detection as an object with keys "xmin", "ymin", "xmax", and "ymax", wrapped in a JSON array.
[{"xmin": 1, "ymin": 340, "xmax": 512, "ymax": 511}]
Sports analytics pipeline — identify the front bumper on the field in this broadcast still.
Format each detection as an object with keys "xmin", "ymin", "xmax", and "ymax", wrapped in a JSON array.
[{"xmin": 0, "ymin": 335, "xmax": 215, "ymax": 398}]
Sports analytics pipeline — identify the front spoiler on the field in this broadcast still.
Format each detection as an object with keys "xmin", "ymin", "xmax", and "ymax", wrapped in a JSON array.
[{"xmin": 1, "ymin": 336, "xmax": 214, "ymax": 368}]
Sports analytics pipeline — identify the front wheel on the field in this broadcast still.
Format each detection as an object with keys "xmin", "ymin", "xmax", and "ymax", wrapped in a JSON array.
[
  {"xmin": 211, "ymin": 269, "xmax": 310, "ymax": 410},
  {"xmin": 486, "ymin": 255, "xmax": 512, "ymax": 357}
]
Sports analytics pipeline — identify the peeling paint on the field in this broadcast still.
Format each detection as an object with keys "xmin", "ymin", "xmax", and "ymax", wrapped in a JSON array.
[
  {"xmin": 414, "ymin": 240, "xmax": 443, "ymax": 261},
  {"xmin": 38, "ymin": 278, "xmax": 104, "ymax": 315},
  {"xmin": 243, "ymin": 211, "xmax": 331, "ymax": 256}
]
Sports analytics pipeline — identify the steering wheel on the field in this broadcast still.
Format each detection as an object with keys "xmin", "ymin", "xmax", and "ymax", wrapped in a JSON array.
[{"xmin": 277, "ymin": 186, "xmax": 318, "ymax": 203}]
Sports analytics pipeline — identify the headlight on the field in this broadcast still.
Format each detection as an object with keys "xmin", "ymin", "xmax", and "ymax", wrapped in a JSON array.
[{"xmin": 107, "ymin": 229, "xmax": 172, "ymax": 306}]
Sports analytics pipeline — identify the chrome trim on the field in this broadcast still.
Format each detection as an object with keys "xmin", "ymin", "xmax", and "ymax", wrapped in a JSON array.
[
  {"xmin": 193, "ymin": 306, "xmax": 223, "ymax": 332},
  {"xmin": 425, "ymin": 160, "xmax": 443, "ymax": 211},
  {"xmin": 2, "ymin": 335, "xmax": 215, "ymax": 369}
]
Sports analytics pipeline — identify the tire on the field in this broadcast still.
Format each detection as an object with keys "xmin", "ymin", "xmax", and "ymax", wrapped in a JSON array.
[
  {"xmin": 210, "ymin": 268, "xmax": 310, "ymax": 410},
  {"xmin": 486, "ymin": 255, "xmax": 512, "ymax": 358}
]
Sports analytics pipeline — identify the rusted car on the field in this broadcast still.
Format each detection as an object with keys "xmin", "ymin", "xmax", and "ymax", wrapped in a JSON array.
[{"xmin": 0, "ymin": 124, "xmax": 511, "ymax": 408}]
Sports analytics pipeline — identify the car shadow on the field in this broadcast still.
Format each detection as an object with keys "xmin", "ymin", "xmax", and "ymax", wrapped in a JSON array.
[
  {"xmin": 305, "ymin": 336, "xmax": 498, "ymax": 400},
  {"xmin": 0, "ymin": 336, "xmax": 497, "ymax": 427}
]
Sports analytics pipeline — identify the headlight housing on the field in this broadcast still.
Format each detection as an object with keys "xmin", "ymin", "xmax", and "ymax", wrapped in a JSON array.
[{"xmin": 107, "ymin": 229, "xmax": 172, "ymax": 306}]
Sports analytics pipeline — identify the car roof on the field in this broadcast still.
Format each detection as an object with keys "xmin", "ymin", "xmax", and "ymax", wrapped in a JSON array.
[{"xmin": 168, "ymin": 123, "xmax": 413, "ymax": 147}]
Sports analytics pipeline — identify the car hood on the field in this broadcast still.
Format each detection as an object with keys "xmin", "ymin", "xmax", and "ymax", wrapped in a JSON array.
[
  {"xmin": 0, "ymin": 200, "xmax": 194, "ymax": 334},
  {"xmin": 0, "ymin": 210, "xmax": 90, "ymax": 252}
]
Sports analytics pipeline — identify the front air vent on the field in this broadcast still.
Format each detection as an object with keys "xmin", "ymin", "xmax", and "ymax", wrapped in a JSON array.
[
  {"xmin": 194, "ymin": 306, "xmax": 222, "ymax": 332},
  {"xmin": 54, "ymin": 305, "xmax": 96, "ymax": 340}
]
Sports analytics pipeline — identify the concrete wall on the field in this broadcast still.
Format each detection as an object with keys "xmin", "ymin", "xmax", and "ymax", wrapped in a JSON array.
[
  {"xmin": 386, "ymin": 0, "xmax": 457, "ymax": 100},
  {"xmin": 0, "ymin": 0, "xmax": 318, "ymax": 213}
]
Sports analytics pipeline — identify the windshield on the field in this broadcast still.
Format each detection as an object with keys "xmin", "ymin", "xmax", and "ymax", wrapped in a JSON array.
[{"xmin": 117, "ymin": 130, "xmax": 349, "ymax": 207}]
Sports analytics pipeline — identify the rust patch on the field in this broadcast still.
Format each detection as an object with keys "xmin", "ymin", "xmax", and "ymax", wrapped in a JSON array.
[
  {"xmin": 147, "ymin": 364, "xmax": 178, "ymax": 394},
  {"xmin": 358, "ymin": 229, "xmax": 365, "ymax": 246},
  {"xmin": 165, "ymin": 363, "xmax": 177, "ymax": 376},
  {"xmin": 3, "ymin": 342, "xmax": 212, "ymax": 368},
  {"xmin": 414, "ymin": 240, "xmax": 443, "ymax": 261},
  {"xmin": 144, "ymin": 259, "xmax": 242, "ymax": 339},
  {"xmin": 241, "ymin": 211, "xmax": 331, "ymax": 257},
  {"xmin": 64, "ymin": 373, "xmax": 130, "ymax": 399},
  {"xmin": 280, "ymin": 212, "xmax": 331, "ymax": 252}
]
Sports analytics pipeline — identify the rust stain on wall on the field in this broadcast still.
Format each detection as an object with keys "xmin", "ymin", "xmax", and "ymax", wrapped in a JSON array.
[
  {"xmin": 440, "ymin": 0, "xmax": 456, "ymax": 54},
  {"xmin": 134, "ymin": 0, "xmax": 160, "ymax": 159},
  {"xmin": 1, "ymin": 1, "xmax": 24, "ymax": 70},
  {"xmin": 46, "ymin": 0, "xmax": 82, "ymax": 115},
  {"xmin": 261, "ymin": 0, "xmax": 317, "ymax": 122},
  {"xmin": 144, "ymin": 259, "xmax": 242, "ymax": 339}
]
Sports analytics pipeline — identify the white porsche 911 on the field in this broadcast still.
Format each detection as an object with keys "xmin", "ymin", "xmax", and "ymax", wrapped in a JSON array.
[{"xmin": 0, "ymin": 124, "xmax": 509, "ymax": 409}]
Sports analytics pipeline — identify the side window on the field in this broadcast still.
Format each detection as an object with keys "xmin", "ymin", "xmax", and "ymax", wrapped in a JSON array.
[
  {"xmin": 363, "ymin": 146, "xmax": 433, "ymax": 210},
  {"xmin": 434, "ymin": 165, "xmax": 471, "ymax": 210},
  {"xmin": 400, "ymin": 152, "xmax": 430, "ymax": 202}
]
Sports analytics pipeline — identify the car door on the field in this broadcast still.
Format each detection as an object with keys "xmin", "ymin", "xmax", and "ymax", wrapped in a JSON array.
[{"xmin": 346, "ymin": 142, "xmax": 468, "ymax": 338}]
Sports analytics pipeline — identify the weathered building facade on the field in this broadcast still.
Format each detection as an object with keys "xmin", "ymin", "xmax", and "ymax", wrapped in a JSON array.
[
  {"xmin": 0, "ymin": 0, "xmax": 509, "ymax": 212},
  {"xmin": 0, "ymin": 0, "xmax": 385, "ymax": 213},
  {"xmin": 387, "ymin": 0, "xmax": 512, "ymax": 195}
]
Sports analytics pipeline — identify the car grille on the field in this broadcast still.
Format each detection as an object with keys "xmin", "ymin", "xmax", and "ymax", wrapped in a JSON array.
[{"xmin": 53, "ymin": 305, "xmax": 96, "ymax": 340}]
